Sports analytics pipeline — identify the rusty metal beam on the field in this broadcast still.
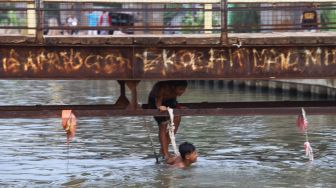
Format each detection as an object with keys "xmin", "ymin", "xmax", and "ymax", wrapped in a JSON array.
[
  {"xmin": 0, "ymin": 101, "xmax": 335, "ymax": 118},
  {"xmin": 1, "ymin": 46, "xmax": 336, "ymax": 79}
]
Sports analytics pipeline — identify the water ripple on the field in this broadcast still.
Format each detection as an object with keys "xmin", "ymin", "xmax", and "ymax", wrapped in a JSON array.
[{"xmin": 0, "ymin": 80, "xmax": 335, "ymax": 187}]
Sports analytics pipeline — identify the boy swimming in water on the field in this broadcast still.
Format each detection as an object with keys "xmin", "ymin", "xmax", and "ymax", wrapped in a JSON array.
[
  {"xmin": 147, "ymin": 80, "xmax": 188, "ymax": 160},
  {"xmin": 166, "ymin": 142, "xmax": 198, "ymax": 168}
]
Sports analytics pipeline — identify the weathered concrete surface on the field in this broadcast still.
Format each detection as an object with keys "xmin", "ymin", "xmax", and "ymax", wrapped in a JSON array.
[
  {"xmin": 1, "ymin": 32, "xmax": 336, "ymax": 46},
  {"xmin": 278, "ymin": 79, "xmax": 336, "ymax": 88},
  {"xmin": 277, "ymin": 79, "xmax": 336, "ymax": 97},
  {"xmin": 228, "ymin": 32, "xmax": 336, "ymax": 46},
  {"xmin": 246, "ymin": 79, "xmax": 336, "ymax": 97},
  {"xmin": 0, "ymin": 34, "xmax": 221, "ymax": 46}
]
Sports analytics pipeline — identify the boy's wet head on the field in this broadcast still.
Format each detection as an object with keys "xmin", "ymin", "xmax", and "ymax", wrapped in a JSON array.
[
  {"xmin": 179, "ymin": 142, "xmax": 197, "ymax": 163},
  {"xmin": 175, "ymin": 86, "xmax": 186, "ymax": 96},
  {"xmin": 172, "ymin": 80, "xmax": 188, "ymax": 96},
  {"xmin": 173, "ymin": 80, "xmax": 188, "ymax": 88}
]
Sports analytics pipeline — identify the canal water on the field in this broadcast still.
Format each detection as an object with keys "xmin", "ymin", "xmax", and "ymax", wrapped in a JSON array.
[{"xmin": 0, "ymin": 80, "xmax": 335, "ymax": 187}]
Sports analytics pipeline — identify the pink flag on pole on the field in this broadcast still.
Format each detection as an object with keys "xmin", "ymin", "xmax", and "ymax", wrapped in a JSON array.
[
  {"xmin": 297, "ymin": 108, "xmax": 314, "ymax": 161},
  {"xmin": 296, "ymin": 108, "xmax": 308, "ymax": 133}
]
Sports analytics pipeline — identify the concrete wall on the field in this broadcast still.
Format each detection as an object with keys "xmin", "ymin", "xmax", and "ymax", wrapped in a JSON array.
[
  {"xmin": 248, "ymin": 79, "xmax": 336, "ymax": 98},
  {"xmin": 278, "ymin": 79, "xmax": 336, "ymax": 88},
  {"xmin": 190, "ymin": 79, "xmax": 336, "ymax": 99}
]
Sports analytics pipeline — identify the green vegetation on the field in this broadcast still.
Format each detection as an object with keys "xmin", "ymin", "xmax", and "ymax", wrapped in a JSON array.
[
  {"xmin": 164, "ymin": 4, "xmax": 220, "ymax": 34},
  {"xmin": 181, "ymin": 11, "xmax": 204, "ymax": 33},
  {"xmin": 321, "ymin": 10, "xmax": 336, "ymax": 31},
  {"xmin": 227, "ymin": 4, "xmax": 260, "ymax": 33},
  {"xmin": 163, "ymin": 4, "xmax": 181, "ymax": 25}
]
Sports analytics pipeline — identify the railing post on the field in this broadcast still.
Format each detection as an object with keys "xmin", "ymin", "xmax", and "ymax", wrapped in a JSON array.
[
  {"xmin": 204, "ymin": 4, "xmax": 213, "ymax": 34},
  {"xmin": 35, "ymin": 0, "xmax": 44, "ymax": 43},
  {"xmin": 220, "ymin": 0, "xmax": 229, "ymax": 46},
  {"xmin": 143, "ymin": 4, "xmax": 149, "ymax": 34},
  {"xmin": 27, "ymin": 1, "xmax": 36, "ymax": 36}
]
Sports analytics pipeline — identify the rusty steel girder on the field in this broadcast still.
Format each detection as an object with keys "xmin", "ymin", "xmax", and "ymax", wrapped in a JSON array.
[
  {"xmin": 0, "ymin": 101, "xmax": 335, "ymax": 118},
  {"xmin": 1, "ymin": 46, "xmax": 336, "ymax": 79}
]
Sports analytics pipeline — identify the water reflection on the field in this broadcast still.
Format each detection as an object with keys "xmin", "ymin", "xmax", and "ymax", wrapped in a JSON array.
[{"xmin": 0, "ymin": 80, "xmax": 335, "ymax": 187}]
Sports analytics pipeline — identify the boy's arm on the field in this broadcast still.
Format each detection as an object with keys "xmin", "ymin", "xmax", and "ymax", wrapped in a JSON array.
[
  {"xmin": 176, "ymin": 103, "xmax": 187, "ymax": 109},
  {"xmin": 175, "ymin": 98, "xmax": 187, "ymax": 109},
  {"xmin": 165, "ymin": 156, "xmax": 177, "ymax": 165},
  {"xmin": 156, "ymin": 88, "xmax": 167, "ymax": 111}
]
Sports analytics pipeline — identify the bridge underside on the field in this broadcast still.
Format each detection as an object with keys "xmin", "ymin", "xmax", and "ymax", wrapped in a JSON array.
[
  {"xmin": 1, "ymin": 34, "xmax": 336, "ymax": 80},
  {"xmin": 1, "ymin": 35, "xmax": 336, "ymax": 118}
]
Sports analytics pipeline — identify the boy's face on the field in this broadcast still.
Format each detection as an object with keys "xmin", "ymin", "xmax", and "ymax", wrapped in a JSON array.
[
  {"xmin": 186, "ymin": 151, "xmax": 198, "ymax": 163},
  {"xmin": 175, "ymin": 86, "xmax": 186, "ymax": 96}
]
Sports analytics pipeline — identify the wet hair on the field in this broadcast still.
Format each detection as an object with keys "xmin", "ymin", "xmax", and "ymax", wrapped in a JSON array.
[
  {"xmin": 179, "ymin": 142, "xmax": 196, "ymax": 159},
  {"xmin": 167, "ymin": 80, "xmax": 188, "ymax": 88}
]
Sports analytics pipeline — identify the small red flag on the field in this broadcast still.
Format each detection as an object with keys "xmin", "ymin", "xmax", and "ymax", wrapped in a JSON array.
[{"xmin": 61, "ymin": 110, "xmax": 77, "ymax": 143}]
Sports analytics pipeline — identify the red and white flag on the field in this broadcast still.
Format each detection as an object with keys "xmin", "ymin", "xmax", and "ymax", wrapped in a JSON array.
[{"xmin": 61, "ymin": 110, "xmax": 77, "ymax": 143}]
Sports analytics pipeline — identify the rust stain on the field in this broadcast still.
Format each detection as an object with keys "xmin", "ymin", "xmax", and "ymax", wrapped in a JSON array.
[
  {"xmin": 0, "ymin": 47, "xmax": 131, "ymax": 78},
  {"xmin": 1, "ymin": 46, "xmax": 336, "ymax": 79},
  {"xmin": 135, "ymin": 47, "xmax": 336, "ymax": 78}
]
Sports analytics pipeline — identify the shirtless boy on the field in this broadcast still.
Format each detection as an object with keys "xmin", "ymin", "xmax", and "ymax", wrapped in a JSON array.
[
  {"xmin": 147, "ymin": 80, "xmax": 188, "ymax": 159},
  {"xmin": 166, "ymin": 142, "xmax": 198, "ymax": 168}
]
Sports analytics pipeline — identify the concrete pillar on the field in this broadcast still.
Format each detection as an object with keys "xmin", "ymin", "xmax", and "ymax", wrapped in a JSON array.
[
  {"xmin": 255, "ymin": 80, "xmax": 268, "ymax": 92},
  {"xmin": 208, "ymin": 80, "xmax": 214, "ymax": 89},
  {"xmin": 246, "ymin": 80, "xmax": 257, "ymax": 90},
  {"xmin": 217, "ymin": 80, "xmax": 224, "ymax": 89},
  {"xmin": 288, "ymin": 83, "xmax": 298, "ymax": 97}
]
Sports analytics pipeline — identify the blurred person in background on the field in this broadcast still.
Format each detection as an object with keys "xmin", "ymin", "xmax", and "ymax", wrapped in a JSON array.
[
  {"xmin": 99, "ymin": 10, "xmax": 111, "ymax": 35},
  {"xmin": 86, "ymin": 11, "xmax": 99, "ymax": 35}
]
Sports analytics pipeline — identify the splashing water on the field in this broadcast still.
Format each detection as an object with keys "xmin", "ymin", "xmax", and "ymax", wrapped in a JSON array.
[{"xmin": 304, "ymin": 141, "xmax": 314, "ymax": 161}]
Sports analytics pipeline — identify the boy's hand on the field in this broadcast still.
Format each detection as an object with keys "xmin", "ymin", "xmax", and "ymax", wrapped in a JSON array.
[
  {"xmin": 158, "ymin": 106, "xmax": 167, "ymax": 112},
  {"xmin": 176, "ymin": 103, "xmax": 187, "ymax": 109}
]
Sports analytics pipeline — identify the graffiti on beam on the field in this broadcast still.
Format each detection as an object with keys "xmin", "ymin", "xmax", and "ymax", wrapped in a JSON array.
[
  {"xmin": 0, "ymin": 48, "xmax": 130, "ymax": 77},
  {"xmin": 134, "ymin": 47, "xmax": 336, "ymax": 77},
  {"xmin": 1, "ymin": 47, "xmax": 336, "ymax": 78}
]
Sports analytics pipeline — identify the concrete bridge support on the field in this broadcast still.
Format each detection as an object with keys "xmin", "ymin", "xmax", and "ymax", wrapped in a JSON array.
[{"xmin": 190, "ymin": 79, "xmax": 336, "ymax": 99}]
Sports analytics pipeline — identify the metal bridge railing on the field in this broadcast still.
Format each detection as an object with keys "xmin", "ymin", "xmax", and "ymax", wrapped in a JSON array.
[{"xmin": 0, "ymin": 0, "xmax": 336, "ymax": 38}]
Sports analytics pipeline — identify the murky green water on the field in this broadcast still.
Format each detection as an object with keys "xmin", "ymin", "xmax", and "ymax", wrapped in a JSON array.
[{"xmin": 0, "ymin": 80, "xmax": 335, "ymax": 187}]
